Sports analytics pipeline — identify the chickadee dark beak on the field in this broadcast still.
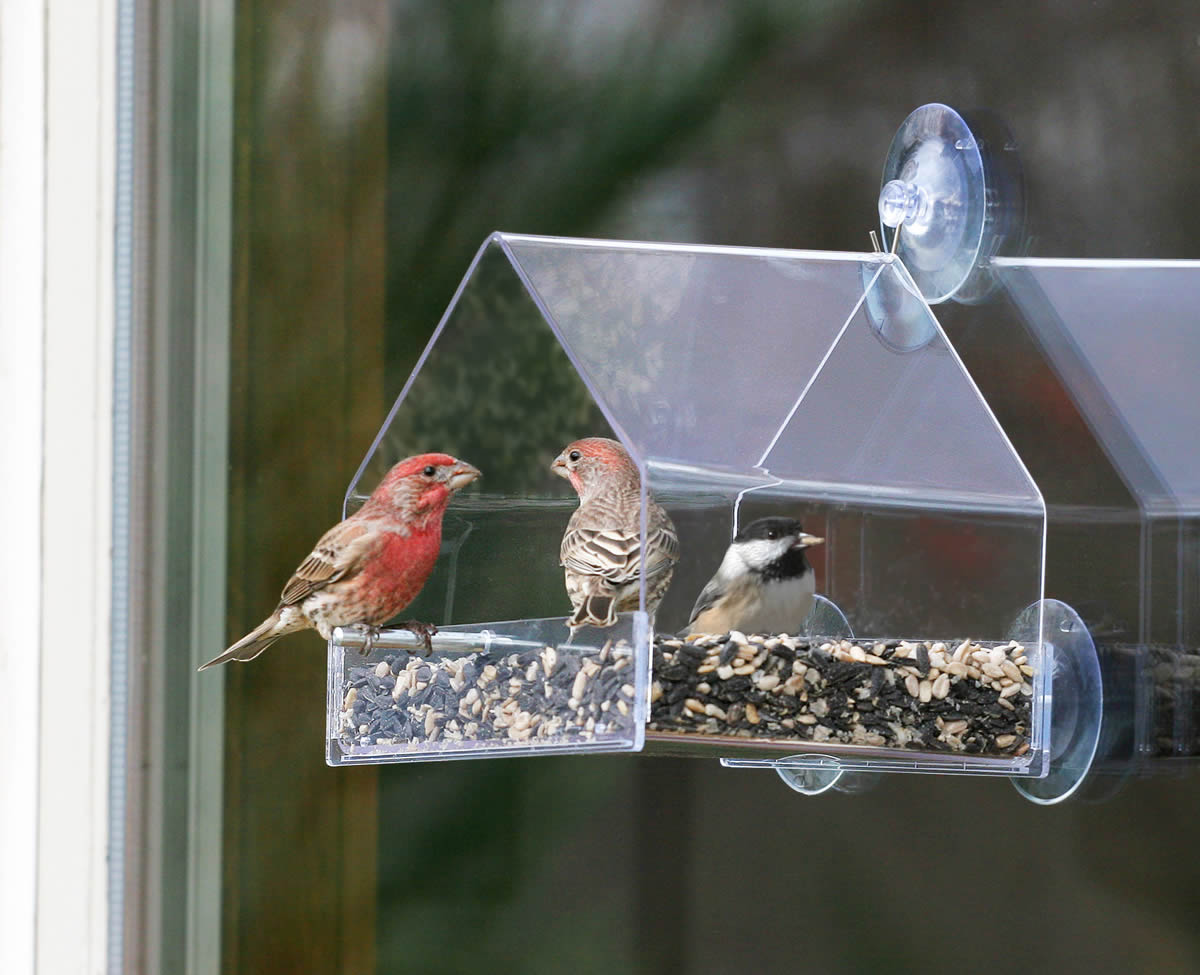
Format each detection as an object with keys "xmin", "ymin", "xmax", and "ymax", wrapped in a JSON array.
[
  {"xmin": 794, "ymin": 533, "xmax": 824, "ymax": 548},
  {"xmin": 447, "ymin": 463, "xmax": 481, "ymax": 491}
]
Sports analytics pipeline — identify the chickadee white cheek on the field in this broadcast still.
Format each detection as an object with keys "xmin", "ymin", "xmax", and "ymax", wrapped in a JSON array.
[{"xmin": 732, "ymin": 538, "xmax": 790, "ymax": 573}]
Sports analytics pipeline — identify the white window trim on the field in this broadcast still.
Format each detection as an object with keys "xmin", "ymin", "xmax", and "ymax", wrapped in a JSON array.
[
  {"xmin": 39, "ymin": 0, "xmax": 119, "ymax": 970},
  {"xmin": 0, "ymin": 0, "xmax": 49, "ymax": 971},
  {"xmin": 4, "ymin": 0, "xmax": 238, "ymax": 969},
  {"xmin": 1, "ymin": 1, "xmax": 118, "ymax": 973}
]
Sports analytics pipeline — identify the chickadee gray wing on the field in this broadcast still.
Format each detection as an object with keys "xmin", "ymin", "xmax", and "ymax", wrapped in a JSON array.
[{"xmin": 686, "ymin": 575, "xmax": 726, "ymax": 630}]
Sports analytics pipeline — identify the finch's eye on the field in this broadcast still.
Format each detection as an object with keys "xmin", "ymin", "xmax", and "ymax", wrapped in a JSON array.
[
  {"xmin": 422, "ymin": 465, "xmax": 437, "ymax": 478},
  {"xmin": 568, "ymin": 450, "xmax": 581, "ymax": 463}
]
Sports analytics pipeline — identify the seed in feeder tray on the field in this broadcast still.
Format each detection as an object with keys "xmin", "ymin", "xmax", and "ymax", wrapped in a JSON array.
[
  {"xmin": 338, "ymin": 637, "xmax": 642, "ymax": 753},
  {"xmin": 337, "ymin": 626, "xmax": 1039, "ymax": 763},
  {"xmin": 648, "ymin": 633, "xmax": 1033, "ymax": 758}
]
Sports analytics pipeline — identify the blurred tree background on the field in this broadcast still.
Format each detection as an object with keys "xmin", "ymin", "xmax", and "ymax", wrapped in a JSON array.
[{"xmin": 224, "ymin": 1, "xmax": 1200, "ymax": 973}]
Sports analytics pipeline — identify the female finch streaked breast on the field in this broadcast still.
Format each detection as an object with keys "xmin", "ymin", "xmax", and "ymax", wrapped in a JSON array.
[
  {"xmin": 198, "ymin": 453, "xmax": 480, "ymax": 670},
  {"xmin": 551, "ymin": 437, "xmax": 679, "ymax": 635}
]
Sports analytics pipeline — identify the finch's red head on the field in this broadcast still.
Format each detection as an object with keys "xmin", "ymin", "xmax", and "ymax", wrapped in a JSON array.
[
  {"xmin": 365, "ymin": 452, "xmax": 481, "ymax": 525},
  {"xmin": 551, "ymin": 437, "xmax": 639, "ymax": 500}
]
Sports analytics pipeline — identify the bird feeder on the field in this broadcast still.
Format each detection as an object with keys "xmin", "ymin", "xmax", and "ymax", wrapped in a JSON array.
[
  {"xmin": 326, "ymin": 232, "xmax": 1065, "ymax": 772},
  {"xmin": 326, "ymin": 103, "xmax": 1197, "ymax": 805}
]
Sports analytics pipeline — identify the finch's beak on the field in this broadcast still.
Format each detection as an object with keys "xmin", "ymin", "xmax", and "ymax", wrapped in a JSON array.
[
  {"xmin": 447, "ymin": 462, "xmax": 481, "ymax": 492},
  {"xmin": 550, "ymin": 455, "xmax": 567, "ymax": 477},
  {"xmin": 795, "ymin": 533, "xmax": 824, "ymax": 548}
]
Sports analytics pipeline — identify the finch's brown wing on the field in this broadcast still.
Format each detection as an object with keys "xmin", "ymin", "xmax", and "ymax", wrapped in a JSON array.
[
  {"xmin": 559, "ymin": 525, "xmax": 643, "ymax": 583},
  {"xmin": 278, "ymin": 521, "xmax": 377, "ymax": 606},
  {"xmin": 560, "ymin": 500, "xmax": 679, "ymax": 583},
  {"xmin": 643, "ymin": 513, "xmax": 680, "ymax": 579}
]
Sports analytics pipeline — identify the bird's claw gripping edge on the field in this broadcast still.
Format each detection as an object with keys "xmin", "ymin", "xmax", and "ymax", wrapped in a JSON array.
[
  {"xmin": 358, "ymin": 624, "xmax": 383, "ymax": 657},
  {"xmin": 401, "ymin": 620, "xmax": 438, "ymax": 656},
  {"xmin": 355, "ymin": 621, "xmax": 436, "ymax": 657}
]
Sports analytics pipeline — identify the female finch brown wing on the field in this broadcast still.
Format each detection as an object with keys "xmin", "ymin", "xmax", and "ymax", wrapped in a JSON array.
[
  {"xmin": 198, "ymin": 453, "xmax": 480, "ymax": 670},
  {"xmin": 551, "ymin": 437, "xmax": 678, "ymax": 633}
]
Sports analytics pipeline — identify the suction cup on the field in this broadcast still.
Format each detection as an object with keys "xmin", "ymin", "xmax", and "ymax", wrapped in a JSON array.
[
  {"xmin": 803, "ymin": 593, "xmax": 852, "ymax": 639},
  {"xmin": 877, "ymin": 103, "xmax": 1024, "ymax": 305},
  {"xmin": 774, "ymin": 756, "xmax": 844, "ymax": 795},
  {"xmin": 769, "ymin": 754, "xmax": 880, "ymax": 797},
  {"xmin": 1009, "ymin": 599, "xmax": 1102, "ymax": 805},
  {"xmin": 862, "ymin": 256, "xmax": 938, "ymax": 353}
]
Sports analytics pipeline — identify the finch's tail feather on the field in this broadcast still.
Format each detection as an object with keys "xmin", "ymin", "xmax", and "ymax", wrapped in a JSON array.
[
  {"xmin": 198, "ymin": 612, "xmax": 290, "ymax": 671},
  {"xmin": 567, "ymin": 594, "xmax": 618, "ymax": 632}
]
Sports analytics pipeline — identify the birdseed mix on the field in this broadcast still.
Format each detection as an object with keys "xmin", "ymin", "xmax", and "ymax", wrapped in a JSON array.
[
  {"xmin": 648, "ymin": 631, "xmax": 1034, "ymax": 756},
  {"xmin": 1144, "ymin": 644, "xmax": 1200, "ymax": 757},
  {"xmin": 336, "ymin": 630, "xmax": 1036, "ymax": 758},
  {"xmin": 336, "ymin": 640, "xmax": 640, "ymax": 753}
]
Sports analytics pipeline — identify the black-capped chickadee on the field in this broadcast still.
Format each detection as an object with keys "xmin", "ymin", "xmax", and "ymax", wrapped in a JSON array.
[{"xmin": 685, "ymin": 517, "xmax": 823, "ymax": 636}]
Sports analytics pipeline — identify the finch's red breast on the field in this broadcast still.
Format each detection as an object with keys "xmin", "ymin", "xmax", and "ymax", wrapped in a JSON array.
[{"xmin": 349, "ymin": 525, "xmax": 443, "ymax": 621}]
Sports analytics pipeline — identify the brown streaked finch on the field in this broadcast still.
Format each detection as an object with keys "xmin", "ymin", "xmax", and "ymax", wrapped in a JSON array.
[
  {"xmin": 551, "ymin": 437, "xmax": 679, "ymax": 636},
  {"xmin": 198, "ymin": 453, "xmax": 480, "ymax": 670}
]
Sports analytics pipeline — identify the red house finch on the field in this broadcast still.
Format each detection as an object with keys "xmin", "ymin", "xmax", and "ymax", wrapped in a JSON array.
[
  {"xmin": 198, "ymin": 453, "xmax": 480, "ymax": 670},
  {"xmin": 551, "ymin": 437, "xmax": 678, "ymax": 635}
]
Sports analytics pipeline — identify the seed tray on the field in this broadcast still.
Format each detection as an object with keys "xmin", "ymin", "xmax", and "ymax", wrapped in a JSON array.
[
  {"xmin": 648, "ymin": 632, "xmax": 1034, "ymax": 759},
  {"xmin": 329, "ymin": 616, "xmax": 1042, "ymax": 769},
  {"xmin": 327, "ymin": 616, "xmax": 650, "ymax": 765}
]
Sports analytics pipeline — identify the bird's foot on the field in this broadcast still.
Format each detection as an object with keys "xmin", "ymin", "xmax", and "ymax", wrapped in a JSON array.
[
  {"xmin": 358, "ymin": 624, "xmax": 382, "ymax": 656},
  {"xmin": 400, "ymin": 620, "xmax": 438, "ymax": 656}
]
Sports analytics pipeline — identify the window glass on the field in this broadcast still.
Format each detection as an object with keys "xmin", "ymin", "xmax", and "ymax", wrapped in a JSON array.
[{"xmin": 218, "ymin": 3, "xmax": 1200, "ymax": 972}]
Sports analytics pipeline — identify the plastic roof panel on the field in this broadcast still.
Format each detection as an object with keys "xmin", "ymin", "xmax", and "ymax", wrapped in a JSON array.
[
  {"xmin": 502, "ymin": 236, "xmax": 868, "ymax": 471},
  {"xmin": 504, "ymin": 234, "xmax": 1042, "ymax": 513},
  {"xmin": 996, "ymin": 259, "xmax": 1200, "ymax": 516}
]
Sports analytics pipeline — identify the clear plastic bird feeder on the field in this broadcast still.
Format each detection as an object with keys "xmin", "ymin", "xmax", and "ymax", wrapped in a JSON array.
[
  {"xmin": 322, "ymin": 100, "xmax": 1200, "ymax": 808},
  {"xmin": 326, "ymin": 230, "xmax": 1059, "ymax": 786}
]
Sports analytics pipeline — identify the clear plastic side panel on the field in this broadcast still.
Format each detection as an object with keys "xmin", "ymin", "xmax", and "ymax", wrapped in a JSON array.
[
  {"xmin": 996, "ymin": 260, "xmax": 1200, "ymax": 763},
  {"xmin": 503, "ymin": 238, "xmax": 1048, "ymax": 775},
  {"xmin": 328, "ymin": 239, "xmax": 648, "ymax": 763},
  {"xmin": 328, "ymin": 615, "xmax": 647, "ymax": 766}
]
